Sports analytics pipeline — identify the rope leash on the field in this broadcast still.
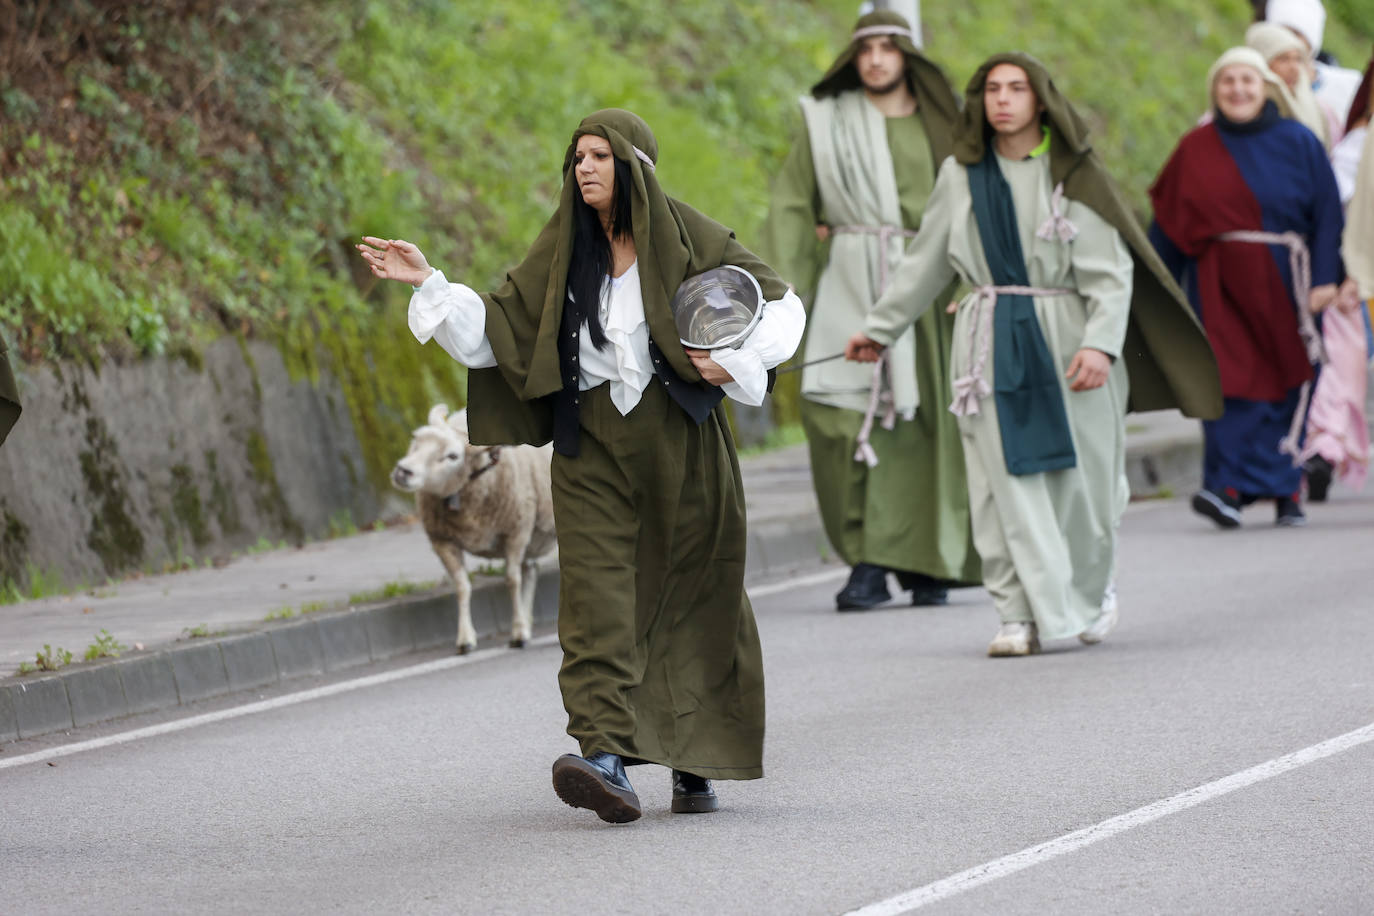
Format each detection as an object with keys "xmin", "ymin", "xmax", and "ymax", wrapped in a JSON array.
[{"xmin": 776, "ymin": 352, "xmax": 848, "ymax": 375}]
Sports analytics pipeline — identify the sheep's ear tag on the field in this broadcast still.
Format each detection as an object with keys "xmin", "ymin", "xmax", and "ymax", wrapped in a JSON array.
[{"xmin": 445, "ymin": 493, "xmax": 462, "ymax": 512}]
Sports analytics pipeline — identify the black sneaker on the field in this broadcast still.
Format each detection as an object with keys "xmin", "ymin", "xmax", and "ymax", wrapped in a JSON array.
[
  {"xmin": 836, "ymin": 563, "xmax": 892, "ymax": 611},
  {"xmin": 1275, "ymin": 496, "xmax": 1307, "ymax": 527},
  {"xmin": 1191, "ymin": 489, "xmax": 1242, "ymax": 529},
  {"xmin": 1304, "ymin": 455, "xmax": 1333, "ymax": 502}
]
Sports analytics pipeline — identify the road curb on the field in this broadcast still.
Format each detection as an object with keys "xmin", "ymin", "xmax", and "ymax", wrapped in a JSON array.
[
  {"xmin": 0, "ymin": 557, "xmax": 560, "ymax": 746},
  {"xmin": 1126, "ymin": 430, "xmax": 1203, "ymax": 499},
  {"xmin": 0, "ymin": 433, "xmax": 1203, "ymax": 747}
]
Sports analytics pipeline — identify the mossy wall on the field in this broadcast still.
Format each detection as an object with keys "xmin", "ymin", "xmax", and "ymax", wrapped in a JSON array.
[{"xmin": 0, "ymin": 339, "xmax": 383, "ymax": 591}]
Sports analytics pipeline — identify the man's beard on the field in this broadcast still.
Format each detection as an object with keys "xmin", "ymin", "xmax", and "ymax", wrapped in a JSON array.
[{"xmin": 862, "ymin": 72, "xmax": 907, "ymax": 96}]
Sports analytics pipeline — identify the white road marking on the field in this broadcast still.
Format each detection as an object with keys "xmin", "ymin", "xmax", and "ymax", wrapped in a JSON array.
[
  {"xmin": 844, "ymin": 720, "xmax": 1374, "ymax": 915},
  {"xmin": 748, "ymin": 566, "xmax": 847, "ymax": 598},
  {"xmin": 0, "ymin": 635, "xmax": 560, "ymax": 771},
  {"xmin": 0, "ymin": 569, "xmax": 838, "ymax": 770}
]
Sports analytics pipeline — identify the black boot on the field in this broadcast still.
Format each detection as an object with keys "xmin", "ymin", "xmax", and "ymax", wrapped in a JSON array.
[
  {"xmin": 836, "ymin": 563, "xmax": 891, "ymax": 611},
  {"xmin": 1275, "ymin": 494, "xmax": 1307, "ymax": 527},
  {"xmin": 1304, "ymin": 455, "xmax": 1333, "ymax": 503},
  {"xmin": 894, "ymin": 571, "xmax": 950, "ymax": 607},
  {"xmin": 551, "ymin": 751, "xmax": 642, "ymax": 823},
  {"xmin": 670, "ymin": 770, "xmax": 719, "ymax": 813}
]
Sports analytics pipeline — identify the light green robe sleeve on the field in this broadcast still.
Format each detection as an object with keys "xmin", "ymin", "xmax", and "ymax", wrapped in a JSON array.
[
  {"xmin": 863, "ymin": 157, "xmax": 960, "ymax": 347},
  {"xmin": 1068, "ymin": 206, "xmax": 1132, "ymax": 359},
  {"xmin": 759, "ymin": 124, "xmax": 825, "ymax": 307}
]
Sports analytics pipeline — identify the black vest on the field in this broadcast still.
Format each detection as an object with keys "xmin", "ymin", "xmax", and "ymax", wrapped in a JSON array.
[{"xmin": 551, "ymin": 298, "xmax": 732, "ymax": 457}]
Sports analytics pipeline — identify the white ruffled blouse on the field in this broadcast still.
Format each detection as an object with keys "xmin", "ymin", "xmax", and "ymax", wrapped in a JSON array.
[{"xmin": 408, "ymin": 263, "xmax": 805, "ymax": 414}]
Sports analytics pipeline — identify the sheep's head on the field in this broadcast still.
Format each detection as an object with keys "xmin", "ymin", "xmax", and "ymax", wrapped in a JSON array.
[{"xmin": 391, "ymin": 404, "xmax": 484, "ymax": 497}]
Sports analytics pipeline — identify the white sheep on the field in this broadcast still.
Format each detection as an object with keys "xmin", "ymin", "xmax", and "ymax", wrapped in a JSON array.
[{"xmin": 391, "ymin": 404, "xmax": 557, "ymax": 653}]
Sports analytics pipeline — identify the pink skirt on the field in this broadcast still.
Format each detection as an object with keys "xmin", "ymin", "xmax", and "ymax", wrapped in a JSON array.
[{"xmin": 1302, "ymin": 304, "xmax": 1370, "ymax": 490}]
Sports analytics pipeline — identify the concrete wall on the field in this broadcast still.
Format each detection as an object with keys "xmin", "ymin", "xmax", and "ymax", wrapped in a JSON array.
[{"xmin": 0, "ymin": 339, "xmax": 388, "ymax": 588}]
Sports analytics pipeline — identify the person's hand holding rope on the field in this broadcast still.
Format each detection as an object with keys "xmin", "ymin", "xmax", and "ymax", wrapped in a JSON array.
[{"xmin": 845, "ymin": 332, "xmax": 885, "ymax": 363}]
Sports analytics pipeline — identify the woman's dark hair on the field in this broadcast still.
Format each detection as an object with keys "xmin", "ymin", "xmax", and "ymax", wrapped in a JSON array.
[{"xmin": 567, "ymin": 153, "xmax": 634, "ymax": 351}]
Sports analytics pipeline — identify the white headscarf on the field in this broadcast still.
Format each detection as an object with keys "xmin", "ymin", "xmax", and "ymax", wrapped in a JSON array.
[
  {"xmin": 1246, "ymin": 22, "xmax": 1331, "ymax": 147},
  {"xmin": 1265, "ymin": 0, "xmax": 1325, "ymax": 56},
  {"xmin": 1207, "ymin": 47, "xmax": 1296, "ymax": 120}
]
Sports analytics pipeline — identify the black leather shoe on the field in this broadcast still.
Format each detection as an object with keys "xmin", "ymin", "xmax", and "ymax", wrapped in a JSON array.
[
  {"xmin": 836, "ymin": 563, "xmax": 891, "ymax": 611},
  {"xmin": 671, "ymin": 770, "xmax": 719, "ymax": 813},
  {"xmin": 551, "ymin": 752, "xmax": 642, "ymax": 823},
  {"xmin": 1304, "ymin": 456, "xmax": 1332, "ymax": 503},
  {"xmin": 1275, "ymin": 496, "xmax": 1307, "ymax": 528},
  {"xmin": 894, "ymin": 571, "xmax": 950, "ymax": 606},
  {"xmin": 908, "ymin": 586, "xmax": 949, "ymax": 606}
]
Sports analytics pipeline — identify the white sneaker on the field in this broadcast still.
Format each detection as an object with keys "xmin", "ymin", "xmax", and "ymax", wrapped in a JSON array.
[
  {"xmin": 1079, "ymin": 585, "xmax": 1119, "ymax": 645},
  {"xmin": 987, "ymin": 622, "xmax": 1041, "ymax": 657}
]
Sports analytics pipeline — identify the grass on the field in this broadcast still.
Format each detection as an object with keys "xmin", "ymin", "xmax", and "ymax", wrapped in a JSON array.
[
  {"xmin": 83, "ymin": 629, "xmax": 127, "ymax": 661},
  {"xmin": 0, "ymin": 563, "xmax": 74, "ymax": 605},
  {"xmin": 327, "ymin": 510, "xmax": 359, "ymax": 539},
  {"xmin": 348, "ymin": 579, "xmax": 442, "ymax": 606},
  {"xmin": 15, "ymin": 644, "xmax": 74, "ymax": 676},
  {"xmin": 738, "ymin": 423, "xmax": 808, "ymax": 458}
]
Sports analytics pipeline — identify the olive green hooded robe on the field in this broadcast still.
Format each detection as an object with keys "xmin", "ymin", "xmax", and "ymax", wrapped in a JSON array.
[
  {"xmin": 760, "ymin": 10, "xmax": 979, "ymax": 585},
  {"xmin": 462, "ymin": 110, "xmax": 792, "ymax": 778}
]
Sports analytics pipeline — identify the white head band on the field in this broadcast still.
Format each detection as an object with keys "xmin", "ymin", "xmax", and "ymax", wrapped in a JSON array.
[
  {"xmin": 632, "ymin": 146, "xmax": 655, "ymax": 172},
  {"xmin": 851, "ymin": 25, "xmax": 914, "ymax": 43}
]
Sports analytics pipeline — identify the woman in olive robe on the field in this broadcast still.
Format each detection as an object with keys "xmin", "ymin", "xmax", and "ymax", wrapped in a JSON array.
[{"xmin": 359, "ymin": 110, "xmax": 804, "ymax": 823}]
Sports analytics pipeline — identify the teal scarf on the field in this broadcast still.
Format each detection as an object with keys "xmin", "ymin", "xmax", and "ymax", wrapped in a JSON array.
[{"xmin": 966, "ymin": 152, "xmax": 1077, "ymax": 475}]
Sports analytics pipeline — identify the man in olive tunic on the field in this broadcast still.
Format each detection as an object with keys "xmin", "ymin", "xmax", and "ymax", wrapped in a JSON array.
[{"xmin": 760, "ymin": 9, "xmax": 979, "ymax": 611}]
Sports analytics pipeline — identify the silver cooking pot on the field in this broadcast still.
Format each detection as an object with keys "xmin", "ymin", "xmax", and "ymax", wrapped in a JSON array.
[{"xmin": 669, "ymin": 265, "xmax": 764, "ymax": 350}]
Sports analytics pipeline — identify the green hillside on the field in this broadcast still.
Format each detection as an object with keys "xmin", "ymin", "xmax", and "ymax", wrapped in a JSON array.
[{"xmin": 1, "ymin": 0, "xmax": 1368, "ymax": 480}]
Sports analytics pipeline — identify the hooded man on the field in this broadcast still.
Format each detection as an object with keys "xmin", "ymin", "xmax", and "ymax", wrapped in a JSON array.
[
  {"xmin": 847, "ymin": 53, "xmax": 1222, "ymax": 656},
  {"xmin": 759, "ymin": 9, "xmax": 980, "ymax": 612},
  {"xmin": 1264, "ymin": 0, "xmax": 1364, "ymax": 125}
]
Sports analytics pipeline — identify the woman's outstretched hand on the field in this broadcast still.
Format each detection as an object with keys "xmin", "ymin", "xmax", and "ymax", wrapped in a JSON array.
[{"xmin": 357, "ymin": 237, "xmax": 433, "ymax": 286}]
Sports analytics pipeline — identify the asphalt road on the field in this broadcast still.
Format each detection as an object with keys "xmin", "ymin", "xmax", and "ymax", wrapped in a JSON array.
[{"xmin": 2, "ymin": 493, "xmax": 1372, "ymax": 915}]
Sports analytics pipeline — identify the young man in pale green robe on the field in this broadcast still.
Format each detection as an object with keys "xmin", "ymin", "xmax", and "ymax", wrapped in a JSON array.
[
  {"xmin": 760, "ymin": 10, "xmax": 979, "ymax": 611},
  {"xmin": 848, "ymin": 54, "xmax": 1222, "ymax": 656}
]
